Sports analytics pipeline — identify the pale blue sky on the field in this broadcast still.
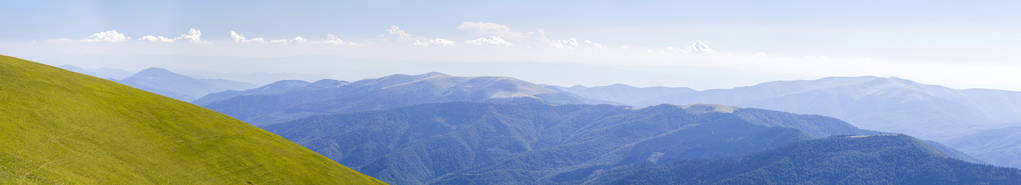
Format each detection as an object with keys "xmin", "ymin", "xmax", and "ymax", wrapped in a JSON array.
[{"xmin": 2, "ymin": 0, "xmax": 1021, "ymax": 90}]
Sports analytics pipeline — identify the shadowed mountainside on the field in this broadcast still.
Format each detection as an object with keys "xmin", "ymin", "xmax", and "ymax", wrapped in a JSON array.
[{"xmin": 266, "ymin": 101, "xmax": 877, "ymax": 184}]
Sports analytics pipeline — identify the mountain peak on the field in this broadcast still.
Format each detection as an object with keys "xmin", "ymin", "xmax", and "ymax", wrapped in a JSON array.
[
  {"xmin": 136, "ymin": 67, "xmax": 175, "ymax": 75},
  {"xmin": 258, "ymin": 80, "xmax": 311, "ymax": 90},
  {"xmin": 309, "ymin": 79, "xmax": 348, "ymax": 88}
]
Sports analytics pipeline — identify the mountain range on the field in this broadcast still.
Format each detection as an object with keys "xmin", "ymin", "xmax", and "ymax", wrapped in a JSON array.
[
  {"xmin": 946, "ymin": 126, "xmax": 1021, "ymax": 169},
  {"xmin": 589, "ymin": 135, "xmax": 1021, "ymax": 185},
  {"xmin": 118, "ymin": 67, "xmax": 256, "ymax": 101},
  {"xmin": 192, "ymin": 79, "xmax": 348, "ymax": 106},
  {"xmin": 0, "ymin": 55, "xmax": 383, "ymax": 184},
  {"xmin": 194, "ymin": 72, "xmax": 1021, "ymax": 170},
  {"xmin": 197, "ymin": 72, "xmax": 596, "ymax": 126},
  {"xmin": 554, "ymin": 84, "xmax": 694, "ymax": 105},
  {"xmin": 11, "ymin": 57, "xmax": 1021, "ymax": 184},
  {"xmin": 559, "ymin": 77, "xmax": 1021, "ymax": 141},
  {"xmin": 558, "ymin": 77, "xmax": 1021, "ymax": 170},
  {"xmin": 264, "ymin": 101, "xmax": 898, "ymax": 184}
]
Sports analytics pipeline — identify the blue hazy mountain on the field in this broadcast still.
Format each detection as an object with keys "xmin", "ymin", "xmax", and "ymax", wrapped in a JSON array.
[
  {"xmin": 191, "ymin": 79, "xmax": 348, "ymax": 105},
  {"xmin": 552, "ymin": 84, "xmax": 695, "ymax": 105},
  {"xmin": 117, "ymin": 67, "xmax": 257, "ymax": 101},
  {"xmin": 198, "ymin": 72, "xmax": 597, "ymax": 126},
  {"xmin": 565, "ymin": 76, "xmax": 1021, "ymax": 141},
  {"xmin": 946, "ymin": 126, "xmax": 1021, "ymax": 169},
  {"xmin": 58, "ymin": 65, "xmax": 134, "ymax": 80},
  {"xmin": 560, "ymin": 76, "xmax": 1021, "ymax": 170},
  {"xmin": 265, "ymin": 101, "xmax": 881, "ymax": 184},
  {"xmin": 588, "ymin": 135, "xmax": 1021, "ymax": 185}
]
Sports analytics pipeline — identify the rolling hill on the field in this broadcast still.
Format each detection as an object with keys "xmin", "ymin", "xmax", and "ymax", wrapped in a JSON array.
[
  {"xmin": 266, "ymin": 101, "xmax": 877, "ymax": 184},
  {"xmin": 0, "ymin": 55, "xmax": 384, "ymax": 184}
]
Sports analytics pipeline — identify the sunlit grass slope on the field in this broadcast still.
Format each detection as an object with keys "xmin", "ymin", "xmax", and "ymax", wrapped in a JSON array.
[{"xmin": 0, "ymin": 55, "xmax": 385, "ymax": 185}]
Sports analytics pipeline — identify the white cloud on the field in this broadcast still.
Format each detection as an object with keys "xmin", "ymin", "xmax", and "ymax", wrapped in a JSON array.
[
  {"xmin": 534, "ymin": 30, "xmax": 604, "ymax": 49},
  {"xmin": 82, "ymin": 30, "xmax": 130, "ymax": 43},
  {"xmin": 458, "ymin": 22, "xmax": 523, "ymax": 40},
  {"xmin": 584, "ymin": 40, "xmax": 606, "ymax": 49},
  {"xmin": 661, "ymin": 40, "xmax": 718, "ymax": 55},
  {"xmin": 687, "ymin": 40, "xmax": 715, "ymax": 55},
  {"xmin": 180, "ymin": 28, "xmax": 204, "ymax": 43},
  {"xmin": 384, "ymin": 25, "xmax": 452, "ymax": 47},
  {"xmin": 428, "ymin": 38, "xmax": 455, "ymax": 47},
  {"xmin": 386, "ymin": 25, "xmax": 415, "ymax": 41},
  {"xmin": 548, "ymin": 38, "xmax": 580, "ymax": 49},
  {"xmin": 231, "ymin": 31, "xmax": 350, "ymax": 45},
  {"xmin": 138, "ymin": 28, "xmax": 206, "ymax": 44},
  {"xmin": 413, "ymin": 38, "xmax": 455, "ymax": 47},
  {"xmin": 139, "ymin": 35, "xmax": 176, "ymax": 43},
  {"xmin": 465, "ymin": 36, "xmax": 513, "ymax": 46},
  {"xmin": 230, "ymin": 31, "xmax": 266, "ymax": 44},
  {"xmin": 322, "ymin": 34, "xmax": 351, "ymax": 45},
  {"xmin": 267, "ymin": 37, "xmax": 308, "ymax": 44}
]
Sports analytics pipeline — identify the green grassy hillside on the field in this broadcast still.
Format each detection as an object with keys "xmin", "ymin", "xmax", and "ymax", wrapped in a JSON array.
[{"xmin": 0, "ymin": 55, "xmax": 385, "ymax": 184}]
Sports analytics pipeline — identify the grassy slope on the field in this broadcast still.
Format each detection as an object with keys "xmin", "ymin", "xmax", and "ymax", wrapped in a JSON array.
[{"xmin": 0, "ymin": 55, "xmax": 385, "ymax": 185}]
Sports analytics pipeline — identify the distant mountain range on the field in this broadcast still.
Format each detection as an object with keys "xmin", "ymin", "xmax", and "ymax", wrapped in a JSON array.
[
  {"xmin": 0, "ymin": 55, "xmax": 383, "ymax": 184},
  {"xmin": 58, "ymin": 65, "xmax": 134, "ymax": 80},
  {"xmin": 192, "ymin": 79, "xmax": 348, "ymax": 106},
  {"xmin": 194, "ymin": 72, "xmax": 1021, "ymax": 170},
  {"xmin": 589, "ymin": 135, "xmax": 1021, "ymax": 185},
  {"xmin": 553, "ymin": 84, "xmax": 694, "ymax": 105},
  {"xmin": 559, "ymin": 77, "xmax": 1021, "ymax": 170},
  {"xmin": 264, "ymin": 101, "xmax": 902, "ymax": 184},
  {"xmin": 118, "ymin": 68, "xmax": 256, "ymax": 101},
  {"xmin": 946, "ymin": 126, "xmax": 1021, "ymax": 169},
  {"xmin": 197, "ymin": 72, "xmax": 597, "ymax": 126},
  {"xmin": 16, "ymin": 58, "xmax": 1021, "ymax": 184},
  {"xmin": 559, "ymin": 77, "xmax": 1021, "ymax": 141}
]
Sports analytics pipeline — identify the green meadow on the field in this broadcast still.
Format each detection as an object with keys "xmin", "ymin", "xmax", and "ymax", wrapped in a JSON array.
[{"xmin": 0, "ymin": 55, "xmax": 384, "ymax": 184}]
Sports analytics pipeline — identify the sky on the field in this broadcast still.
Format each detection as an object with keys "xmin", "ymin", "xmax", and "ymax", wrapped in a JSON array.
[{"xmin": 2, "ymin": 0, "xmax": 1021, "ymax": 90}]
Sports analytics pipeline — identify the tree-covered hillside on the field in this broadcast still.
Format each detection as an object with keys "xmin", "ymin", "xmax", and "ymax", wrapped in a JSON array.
[
  {"xmin": 591, "ymin": 135, "xmax": 1021, "ymax": 185},
  {"xmin": 267, "ymin": 101, "xmax": 875, "ymax": 184}
]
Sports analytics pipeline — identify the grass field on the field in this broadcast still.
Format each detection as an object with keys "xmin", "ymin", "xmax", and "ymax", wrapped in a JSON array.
[{"xmin": 0, "ymin": 55, "xmax": 385, "ymax": 184}]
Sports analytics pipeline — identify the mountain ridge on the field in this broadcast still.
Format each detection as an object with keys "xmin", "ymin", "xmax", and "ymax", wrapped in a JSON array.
[
  {"xmin": 199, "ymin": 72, "xmax": 598, "ymax": 126},
  {"xmin": 119, "ymin": 67, "xmax": 256, "ymax": 101},
  {"xmin": 588, "ymin": 134, "xmax": 1021, "ymax": 185},
  {"xmin": 266, "ymin": 101, "xmax": 878, "ymax": 184},
  {"xmin": 562, "ymin": 76, "xmax": 1021, "ymax": 140}
]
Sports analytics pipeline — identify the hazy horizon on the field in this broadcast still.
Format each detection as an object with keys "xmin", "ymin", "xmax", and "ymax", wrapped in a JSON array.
[{"xmin": 4, "ymin": 0, "xmax": 1021, "ymax": 90}]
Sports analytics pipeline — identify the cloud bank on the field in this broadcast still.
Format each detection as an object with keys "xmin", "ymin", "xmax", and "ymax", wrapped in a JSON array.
[
  {"xmin": 138, "ymin": 28, "xmax": 206, "ymax": 43},
  {"xmin": 82, "ymin": 30, "xmax": 130, "ymax": 42}
]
